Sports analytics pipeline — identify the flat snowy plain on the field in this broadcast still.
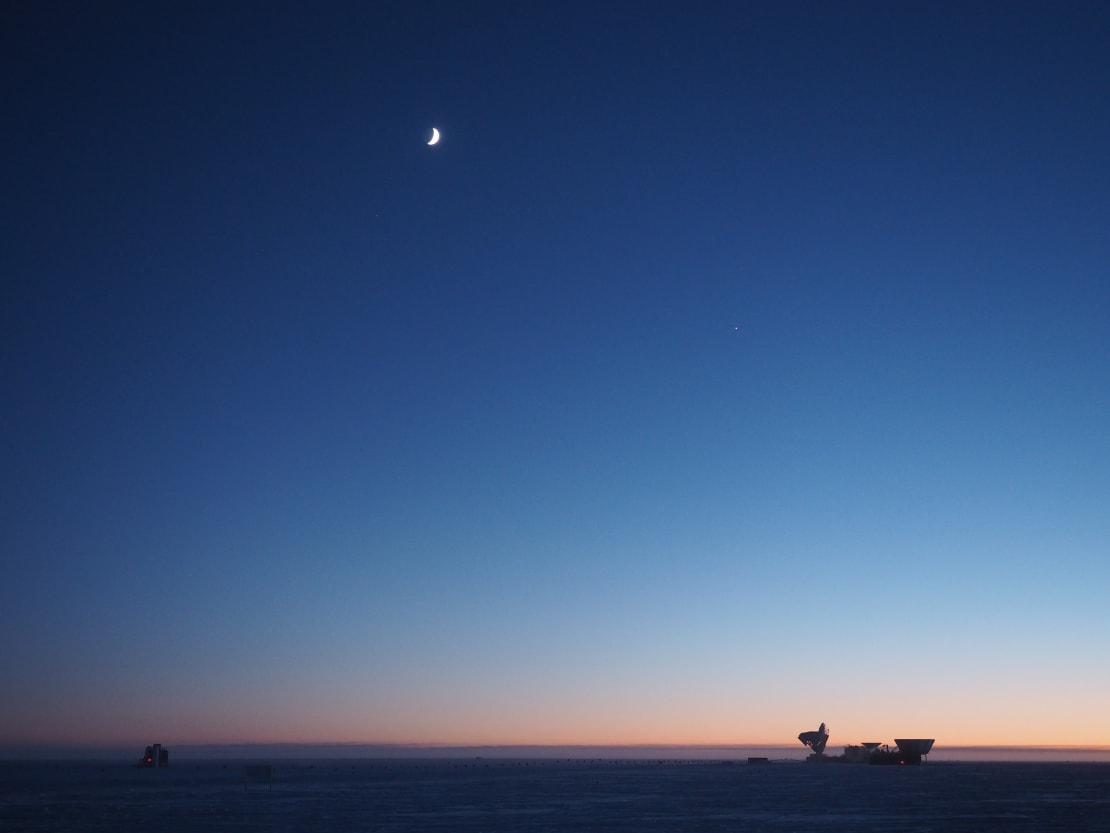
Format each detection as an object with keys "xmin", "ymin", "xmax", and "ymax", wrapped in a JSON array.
[{"xmin": 3, "ymin": 758, "xmax": 1109, "ymax": 832}]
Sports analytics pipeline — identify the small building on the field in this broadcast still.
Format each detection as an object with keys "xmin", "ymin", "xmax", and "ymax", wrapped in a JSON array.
[{"xmin": 139, "ymin": 744, "xmax": 169, "ymax": 767}]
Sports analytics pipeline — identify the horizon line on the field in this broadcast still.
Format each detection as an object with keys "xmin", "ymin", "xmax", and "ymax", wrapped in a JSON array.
[{"xmin": 4, "ymin": 741, "xmax": 1110, "ymax": 754}]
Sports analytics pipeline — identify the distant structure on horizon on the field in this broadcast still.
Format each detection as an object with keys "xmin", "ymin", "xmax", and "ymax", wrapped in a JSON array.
[
  {"xmin": 798, "ymin": 722, "xmax": 829, "ymax": 755},
  {"xmin": 798, "ymin": 722, "xmax": 934, "ymax": 765},
  {"xmin": 139, "ymin": 744, "xmax": 169, "ymax": 768}
]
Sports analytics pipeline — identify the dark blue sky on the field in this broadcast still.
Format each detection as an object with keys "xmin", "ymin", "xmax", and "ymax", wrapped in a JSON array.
[{"xmin": 3, "ymin": 1, "xmax": 1109, "ymax": 749}]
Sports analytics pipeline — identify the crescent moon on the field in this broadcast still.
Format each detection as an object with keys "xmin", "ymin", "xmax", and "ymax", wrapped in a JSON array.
[{"xmin": 427, "ymin": 127, "xmax": 440, "ymax": 146}]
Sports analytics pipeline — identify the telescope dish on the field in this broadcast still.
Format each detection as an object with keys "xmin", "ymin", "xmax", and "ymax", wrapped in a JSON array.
[{"xmin": 894, "ymin": 739, "xmax": 935, "ymax": 756}]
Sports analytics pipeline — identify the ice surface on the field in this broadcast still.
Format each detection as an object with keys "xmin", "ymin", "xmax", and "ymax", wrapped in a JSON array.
[{"xmin": 2, "ymin": 759, "xmax": 1109, "ymax": 832}]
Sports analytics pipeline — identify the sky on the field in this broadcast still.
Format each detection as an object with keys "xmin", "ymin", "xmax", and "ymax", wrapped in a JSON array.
[{"xmin": 3, "ymin": 1, "xmax": 1109, "ymax": 754}]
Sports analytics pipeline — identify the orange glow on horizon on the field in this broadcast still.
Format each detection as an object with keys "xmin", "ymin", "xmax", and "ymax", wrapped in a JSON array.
[
  {"xmin": 4, "ymin": 678, "xmax": 1108, "ymax": 752},
  {"xmin": 6, "ymin": 718, "xmax": 1110, "ymax": 753}
]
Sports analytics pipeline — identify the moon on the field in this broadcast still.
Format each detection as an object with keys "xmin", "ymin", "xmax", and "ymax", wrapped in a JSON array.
[{"xmin": 427, "ymin": 127, "xmax": 440, "ymax": 146}]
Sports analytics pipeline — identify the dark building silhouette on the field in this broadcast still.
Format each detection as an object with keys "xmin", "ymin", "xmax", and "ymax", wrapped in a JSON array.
[
  {"xmin": 139, "ymin": 744, "xmax": 169, "ymax": 767},
  {"xmin": 799, "ymin": 723, "xmax": 934, "ymax": 765}
]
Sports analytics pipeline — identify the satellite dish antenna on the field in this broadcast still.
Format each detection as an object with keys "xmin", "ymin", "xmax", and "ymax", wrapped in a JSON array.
[{"xmin": 798, "ymin": 722, "xmax": 830, "ymax": 756}]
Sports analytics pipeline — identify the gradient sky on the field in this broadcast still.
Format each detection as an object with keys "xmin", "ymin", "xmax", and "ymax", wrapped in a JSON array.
[{"xmin": 3, "ymin": 1, "xmax": 1109, "ymax": 752}]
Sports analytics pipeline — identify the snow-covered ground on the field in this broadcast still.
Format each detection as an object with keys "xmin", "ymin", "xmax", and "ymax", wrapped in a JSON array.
[{"xmin": 2, "ymin": 758, "xmax": 1108, "ymax": 831}]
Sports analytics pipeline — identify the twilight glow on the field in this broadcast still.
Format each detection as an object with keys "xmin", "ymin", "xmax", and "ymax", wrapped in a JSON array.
[{"xmin": 3, "ymin": 2, "xmax": 1109, "ymax": 758}]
